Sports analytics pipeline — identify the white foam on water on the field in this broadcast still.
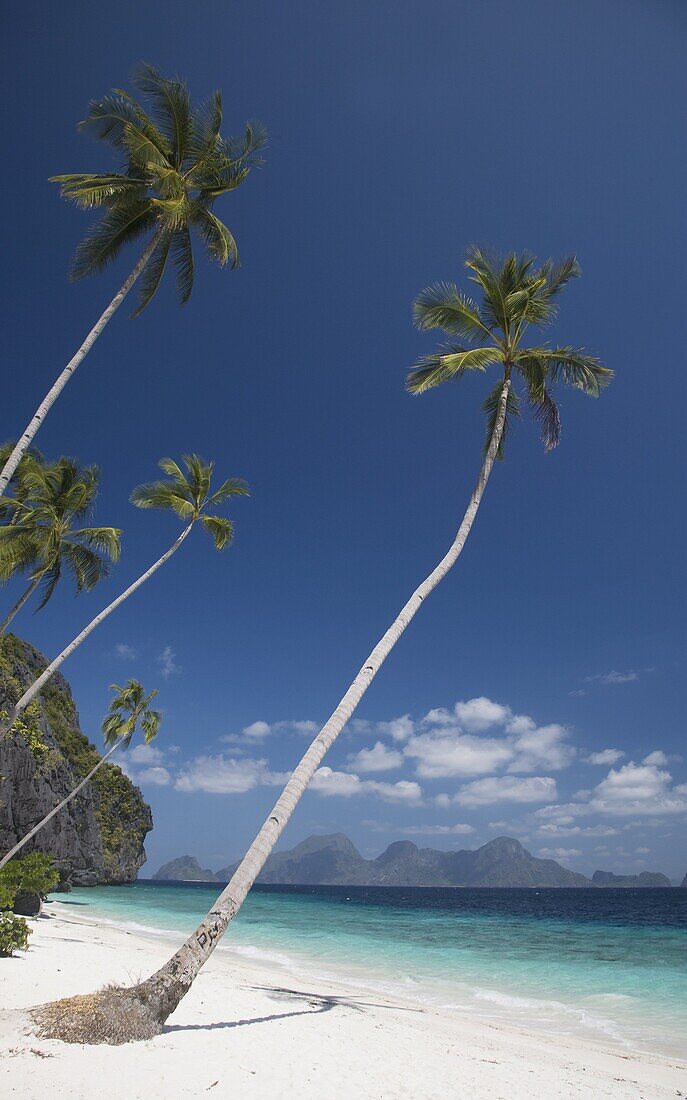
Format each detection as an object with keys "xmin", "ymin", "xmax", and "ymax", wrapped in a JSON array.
[{"xmin": 469, "ymin": 986, "xmax": 630, "ymax": 1046}]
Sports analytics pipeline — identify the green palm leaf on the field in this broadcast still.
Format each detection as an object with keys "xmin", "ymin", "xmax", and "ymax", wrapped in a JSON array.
[
  {"xmin": 200, "ymin": 514, "xmax": 234, "ymax": 550},
  {"xmin": 170, "ymin": 227, "xmax": 195, "ymax": 304},
  {"xmin": 483, "ymin": 381, "xmax": 521, "ymax": 460},
  {"xmin": 413, "ymin": 283, "xmax": 492, "ymax": 343},
  {"xmin": 406, "ymin": 346, "xmax": 501, "ymax": 395},
  {"xmin": 134, "ymin": 64, "xmax": 192, "ymax": 167},
  {"xmin": 131, "ymin": 231, "xmax": 173, "ymax": 317},
  {"xmin": 70, "ymin": 199, "xmax": 156, "ymax": 280},
  {"xmin": 190, "ymin": 204, "xmax": 239, "ymax": 267}
]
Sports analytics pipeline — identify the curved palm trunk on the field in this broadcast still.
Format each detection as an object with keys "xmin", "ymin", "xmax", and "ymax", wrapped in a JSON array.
[
  {"xmin": 2, "ymin": 523, "xmax": 193, "ymax": 730},
  {"xmin": 0, "ymin": 228, "xmax": 163, "ymax": 500},
  {"xmin": 0, "ymin": 574, "xmax": 42, "ymax": 634},
  {"xmin": 129, "ymin": 378, "xmax": 512, "ymax": 1029},
  {"xmin": 0, "ymin": 739, "xmax": 122, "ymax": 870}
]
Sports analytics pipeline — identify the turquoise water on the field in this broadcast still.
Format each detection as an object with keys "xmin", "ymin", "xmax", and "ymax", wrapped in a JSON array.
[{"xmin": 51, "ymin": 882, "xmax": 687, "ymax": 1058}]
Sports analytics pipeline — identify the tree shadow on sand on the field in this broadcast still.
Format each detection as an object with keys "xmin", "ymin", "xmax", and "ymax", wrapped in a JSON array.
[{"xmin": 163, "ymin": 985, "xmax": 420, "ymax": 1034}]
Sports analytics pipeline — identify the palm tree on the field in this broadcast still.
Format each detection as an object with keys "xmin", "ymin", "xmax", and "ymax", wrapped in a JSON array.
[
  {"xmin": 0, "ymin": 64, "xmax": 266, "ymax": 498},
  {"xmin": 30, "ymin": 248, "xmax": 612, "ymax": 1044},
  {"xmin": 1, "ymin": 455, "xmax": 247, "ymax": 730},
  {"xmin": 0, "ymin": 680, "xmax": 160, "ymax": 870},
  {"xmin": 0, "ymin": 457, "xmax": 121, "ymax": 633}
]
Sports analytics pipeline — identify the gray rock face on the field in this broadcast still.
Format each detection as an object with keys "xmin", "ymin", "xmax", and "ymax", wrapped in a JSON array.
[
  {"xmin": 153, "ymin": 856, "xmax": 216, "ymax": 882},
  {"xmin": 211, "ymin": 833, "xmax": 591, "ymax": 888},
  {"xmin": 592, "ymin": 869, "xmax": 671, "ymax": 887},
  {"xmin": 0, "ymin": 634, "xmax": 152, "ymax": 885}
]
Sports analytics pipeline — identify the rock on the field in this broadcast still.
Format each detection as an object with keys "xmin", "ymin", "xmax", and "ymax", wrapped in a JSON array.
[
  {"xmin": 153, "ymin": 856, "xmax": 216, "ymax": 882},
  {"xmin": 12, "ymin": 890, "xmax": 42, "ymax": 916},
  {"xmin": 209, "ymin": 833, "xmax": 591, "ymax": 888},
  {"xmin": 592, "ymin": 869, "xmax": 672, "ymax": 887},
  {"xmin": 0, "ymin": 634, "xmax": 153, "ymax": 885}
]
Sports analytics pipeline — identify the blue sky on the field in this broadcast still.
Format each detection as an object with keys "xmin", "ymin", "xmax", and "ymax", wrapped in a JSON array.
[{"xmin": 2, "ymin": 0, "xmax": 687, "ymax": 879}]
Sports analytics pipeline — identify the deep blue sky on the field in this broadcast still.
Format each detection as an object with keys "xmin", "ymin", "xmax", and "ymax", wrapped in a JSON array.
[{"xmin": 2, "ymin": 0, "xmax": 686, "ymax": 878}]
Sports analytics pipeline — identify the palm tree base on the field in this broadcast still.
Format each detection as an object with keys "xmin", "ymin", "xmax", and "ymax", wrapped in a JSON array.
[{"xmin": 30, "ymin": 983, "xmax": 168, "ymax": 1045}]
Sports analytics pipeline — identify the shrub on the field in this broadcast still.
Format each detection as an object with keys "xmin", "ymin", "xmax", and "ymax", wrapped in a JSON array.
[
  {"xmin": 0, "ymin": 912, "xmax": 31, "ymax": 957},
  {"xmin": 0, "ymin": 852, "xmax": 59, "ymax": 911}
]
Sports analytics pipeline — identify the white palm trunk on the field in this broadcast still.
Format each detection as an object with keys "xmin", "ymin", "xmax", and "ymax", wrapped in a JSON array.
[
  {"xmin": 0, "ymin": 574, "xmax": 42, "ymax": 634},
  {"xmin": 0, "ymin": 228, "xmax": 163, "ymax": 499},
  {"xmin": 3, "ymin": 523, "xmax": 193, "ymax": 729},
  {"xmin": 0, "ymin": 738, "xmax": 123, "ymax": 870},
  {"xmin": 134, "ymin": 378, "xmax": 511, "ymax": 1026}
]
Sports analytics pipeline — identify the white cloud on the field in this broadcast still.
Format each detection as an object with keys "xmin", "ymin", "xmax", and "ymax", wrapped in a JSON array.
[
  {"xmin": 351, "ymin": 715, "xmax": 414, "ymax": 743},
  {"xmin": 538, "ymin": 847, "xmax": 582, "ymax": 861},
  {"xmin": 224, "ymin": 718, "xmax": 320, "ymax": 745},
  {"xmin": 585, "ymin": 670, "xmax": 638, "ymax": 685},
  {"xmin": 536, "ymin": 823, "xmax": 620, "ymax": 838},
  {"xmin": 310, "ymin": 767, "xmax": 423, "ymax": 805},
  {"xmin": 404, "ymin": 731, "xmax": 514, "ymax": 779},
  {"xmin": 454, "ymin": 775, "xmax": 558, "ymax": 807},
  {"xmin": 159, "ymin": 645, "xmax": 180, "ymax": 679},
  {"xmin": 453, "ymin": 697, "xmax": 511, "ymax": 732},
  {"xmin": 536, "ymin": 760, "xmax": 687, "ymax": 822},
  {"xmin": 115, "ymin": 643, "xmax": 136, "ymax": 661},
  {"xmin": 137, "ymin": 766, "xmax": 171, "ymax": 786},
  {"xmin": 508, "ymin": 723, "xmax": 575, "ymax": 773},
  {"xmin": 175, "ymin": 756, "xmax": 289, "ymax": 795},
  {"xmin": 586, "ymin": 749, "xmax": 625, "ymax": 766},
  {"xmin": 128, "ymin": 743, "xmax": 164, "ymax": 765},
  {"xmin": 397, "ymin": 823, "xmax": 474, "ymax": 836},
  {"xmin": 347, "ymin": 741, "xmax": 403, "ymax": 773},
  {"xmin": 642, "ymin": 751, "xmax": 668, "ymax": 766}
]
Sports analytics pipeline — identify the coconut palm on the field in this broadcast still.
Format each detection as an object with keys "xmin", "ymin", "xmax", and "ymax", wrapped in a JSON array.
[
  {"xmin": 30, "ymin": 248, "xmax": 612, "ymax": 1045},
  {"xmin": 0, "ymin": 680, "xmax": 160, "ymax": 870},
  {"xmin": 0, "ymin": 457, "xmax": 121, "ymax": 634},
  {"xmin": 0, "ymin": 64, "xmax": 266, "ymax": 498},
  {"xmin": 2, "ymin": 455, "xmax": 247, "ymax": 729}
]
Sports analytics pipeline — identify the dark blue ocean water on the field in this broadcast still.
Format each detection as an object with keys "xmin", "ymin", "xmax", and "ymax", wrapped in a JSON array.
[{"xmin": 52, "ymin": 882, "xmax": 687, "ymax": 1058}]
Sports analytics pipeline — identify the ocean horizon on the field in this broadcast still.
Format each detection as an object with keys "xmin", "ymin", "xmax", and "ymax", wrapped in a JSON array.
[{"xmin": 51, "ymin": 880, "xmax": 687, "ymax": 1060}]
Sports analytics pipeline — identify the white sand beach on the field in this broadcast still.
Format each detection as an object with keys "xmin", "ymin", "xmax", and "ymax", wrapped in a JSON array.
[{"xmin": 0, "ymin": 905, "xmax": 684, "ymax": 1099}]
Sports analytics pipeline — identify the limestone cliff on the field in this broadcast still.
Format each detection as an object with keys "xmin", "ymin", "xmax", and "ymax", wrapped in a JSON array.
[{"xmin": 0, "ymin": 634, "xmax": 152, "ymax": 884}]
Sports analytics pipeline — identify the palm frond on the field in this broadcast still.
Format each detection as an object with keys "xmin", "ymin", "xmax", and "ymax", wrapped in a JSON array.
[
  {"xmin": 35, "ymin": 564, "xmax": 61, "ymax": 611},
  {"xmin": 518, "ymin": 347, "xmax": 613, "ymax": 396},
  {"xmin": 531, "ymin": 388, "xmax": 562, "ymax": 451},
  {"xmin": 134, "ymin": 64, "xmax": 192, "ymax": 167},
  {"xmin": 412, "ymin": 283, "xmax": 491, "ymax": 342},
  {"xmin": 70, "ymin": 199, "xmax": 157, "ymax": 280},
  {"xmin": 49, "ymin": 173, "xmax": 146, "ymax": 210},
  {"xmin": 63, "ymin": 542, "xmax": 112, "ymax": 593},
  {"xmin": 78, "ymin": 92, "xmax": 170, "ymax": 160},
  {"xmin": 130, "ymin": 230, "xmax": 173, "ymax": 317},
  {"xmin": 71, "ymin": 526, "xmax": 122, "ymax": 561},
  {"xmin": 190, "ymin": 204, "xmax": 239, "ymax": 267},
  {"xmin": 465, "ymin": 246, "xmax": 509, "ymax": 333},
  {"xmin": 208, "ymin": 478, "xmax": 250, "ymax": 505},
  {"xmin": 406, "ymin": 346, "xmax": 501, "ymax": 395},
  {"xmin": 170, "ymin": 226, "xmax": 195, "ymax": 304},
  {"xmin": 130, "ymin": 480, "xmax": 195, "ymax": 519},
  {"xmin": 187, "ymin": 90, "xmax": 223, "ymax": 167},
  {"xmin": 200, "ymin": 514, "xmax": 234, "ymax": 550}
]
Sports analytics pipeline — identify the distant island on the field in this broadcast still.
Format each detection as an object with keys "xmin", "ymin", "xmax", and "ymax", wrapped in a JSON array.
[{"xmin": 151, "ymin": 834, "xmax": 680, "ymax": 888}]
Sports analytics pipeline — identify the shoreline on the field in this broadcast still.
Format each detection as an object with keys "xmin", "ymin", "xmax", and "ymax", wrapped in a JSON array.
[{"xmin": 0, "ymin": 907, "xmax": 685, "ymax": 1098}]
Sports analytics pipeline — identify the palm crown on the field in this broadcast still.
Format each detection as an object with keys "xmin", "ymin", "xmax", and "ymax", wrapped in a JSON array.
[
  {"xmin": 407, "ymin": 246, "xmax": 613, "ymax": 454},
  {"xmin": 101, "ymin": 679, "xmax": 161, "ymax": 749},
  {"xmin": 131, "ymin": 454, "xmax": 248, "ymax": 549},
  {"xmin": 0, "ymin": 455, "xmax": 121, "ymax": 609},
  {"xmin": 51, "ymin": 64, "xmax": 267, "ymax": 315}
]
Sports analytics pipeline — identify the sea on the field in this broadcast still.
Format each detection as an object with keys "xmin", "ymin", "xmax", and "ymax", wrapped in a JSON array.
[{"xmin": 50, "ymin": 881, "xmax": 687, "ymax": 1060}]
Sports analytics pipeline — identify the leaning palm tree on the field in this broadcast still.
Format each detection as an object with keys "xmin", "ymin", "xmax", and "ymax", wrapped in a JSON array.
[
  {"xmin": 0, "ymin": 680, "xmax": 160, "ymax": 870},
  {"xmin": 31, "ymin": 248, "xmax": 612, "ymax": 1044},
  {"xmin": 1, "ymin": 455, "xmax": 247, "ymax": 730},
  {"xmin": 0, "ymin": 64, "xmax": 266, "ymax": 498},
  {"xmin": 0, "ymin": 457, "xmax": 121, "ymax": 633}
]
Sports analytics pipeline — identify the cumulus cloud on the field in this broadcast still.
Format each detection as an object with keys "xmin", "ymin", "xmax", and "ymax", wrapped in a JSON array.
[
  {"xmin": 586, "ymin": 749, "xmax": 625, "ymax": 766},
  {"xmin": 347, "ymin": 741, "xmax": 403, "ymax": 773},
  {"xmin": 223, "ymin": 718, "xmax": 320, "ymax": 745},
  {"xmin": 397, "ymin": 823, "xmax": 474, "ymax": 836},
  {"xmin": 175, "ymin": 756, "xmax": 289, "ymax": 795},
  {"xmin": 396, "ymin": 698, "xmax": 573, "ymax": 780},
  {"xmin": 310, "ymin": 767, "xmax": 423, "ymax": 805},
  {"xmin": 536, "ymin": 823, "xmax": 620, "ymax": 838},
  {"xmin": 115, "ymin": 643, "xmax": 136, "ymax": 661},
  {"xmin": 136, "ymin": 766, "xmax": 171, "ymax": 786},
  {"xmin": 351, "ymin": 715, "xmax": 414, "ymax": 743},
  {"xmin": 128, "ymin": 743, "xmax": 164, "ymax": 765},
  {"xmin": 535, "ymin": 759, "xmax": 687, "ymax": 822},
  {"xmin": 538, "ymin": 847, "xmax": 582, "ymax": 861},
  {"xmin": 453, "ymin": 775, "xmax": 558, "ymax": 807},
  {"xmin": 159, "ymin": 646, "xmax": 180, "ymax": 679},
  {"xmin": 642, "ymin": 750, "xmax": 668, "ymax": 766}
]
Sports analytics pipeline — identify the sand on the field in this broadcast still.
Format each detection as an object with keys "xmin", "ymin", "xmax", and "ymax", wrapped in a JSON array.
[{"xmin": 0, "ymin": 904, "xmax": 684, "ymax": 1099}]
